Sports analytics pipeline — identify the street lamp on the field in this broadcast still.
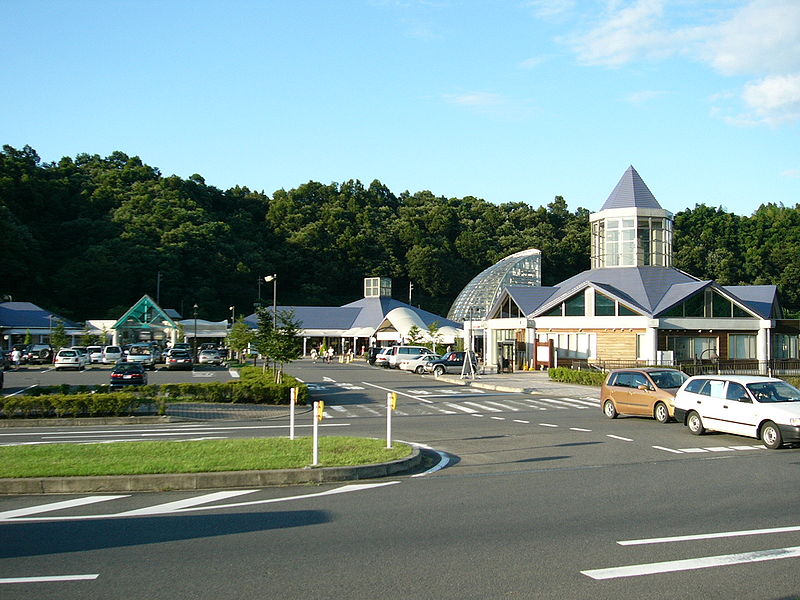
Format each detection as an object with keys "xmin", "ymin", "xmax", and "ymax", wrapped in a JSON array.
[
  {"xmin": 264, "ymin": 275, "xmax": 277, "ymax": 328},
  {"xmin": 229, "ymin": 305, "xmax": 235, "ymax": 325},
  {"xmin": 193, "ymin": 303, "xmax": 199, "ymax": 359}
]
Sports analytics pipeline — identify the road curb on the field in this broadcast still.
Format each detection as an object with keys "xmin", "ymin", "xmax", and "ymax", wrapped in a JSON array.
[{"xmin": 0, "ymin": 446, "xmax": 422, "ymax": 495}]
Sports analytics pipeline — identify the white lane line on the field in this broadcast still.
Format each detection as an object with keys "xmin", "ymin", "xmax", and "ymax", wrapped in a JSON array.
[
  {"xmin": 581, "ymin": 545, "xmax": 800, "ymax": 580},
  {"xmin": 569, "ymin": 427, "xmax": 592, "ymax": 432},
  {"xmin": 2, "ymin": 384, "xmax": 39, "ymax": 398},
  {"xmin": 228, "ymin": 369, "xmax": 240, "ymax": 378},
  {"xmin": 619, "ymin": 524, "xmax": 800, "ymax": 546},
  {"xmin": 330, "ymin": 406, "xmax": 348, "ymax": 412},
  {"xmin": 607, "ymin": 434, "xmax": 633, "ymax": 442},
  {"xmin": 405, "ymin": 442, "xmax": 450, "ymax": 477},
  {"xmin": 513, "ymin": 419, "xmax": 530, "ymax": 424},
  {"xmin": 445, "ymin": 403, "xmax": 479, "ymax": 414},
  {"xmin": 527, "ymin": 398, "xmax": 571, "ymax": 409},
  {"xmin": 361, "ymin": 381, "xmax": 427, "ymax": 401},
  {"xmin": 490, "ymin": 416, "xmax": 505, "ymax": 421},
  {"xmin": 652, "ymin": 445, "xmax": 683, "ymax": 454},
  {"xmin": 539, "ymin": 423, "xmax": 559, "ymax": 428},
  {"xmin": 0, "ymin": 574, "xmax": 99, "ymax": 584},
  {"xmin": 0, "ymin": 496, "xmax": 128, "ymax": 520},
  {"xmin": 117, "ymin": 490, "xmax": 259, "ymax": 516}
]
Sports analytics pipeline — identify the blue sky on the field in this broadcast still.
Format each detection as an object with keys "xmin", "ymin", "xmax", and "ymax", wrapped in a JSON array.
[{"xmin": 3, "ymin": 0, "xmax": 799, "ymax": 216}]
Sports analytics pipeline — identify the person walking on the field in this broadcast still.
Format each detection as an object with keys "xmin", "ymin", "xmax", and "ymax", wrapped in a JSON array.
[{"xmin": 11, "ymin": 348, "xmax": 22, "ymax": 370}]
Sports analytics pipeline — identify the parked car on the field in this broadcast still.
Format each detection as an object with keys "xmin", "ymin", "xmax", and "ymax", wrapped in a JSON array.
[
  {"xmin": 673, "ymin": 375, "xmax": 800, "ymax": 449},
  {"xmin": 367, "ymin": 347, "xmax": 384, "ymax": 366},
  {"xmin": 102, "ymin": 345, "xmax": 123, "ymax": 364},
  {"xmin": 399, "ymin": 354, "xmax": 441, "ymax": 374},
  {"xmin": 125, "ymin": 343, "xmax": 157, "ymax": 370},
  {"xmin": 600, "ymin": 368, "xmax": 688, "ymax": 423},
  {"xmin": 385, "ymin": 345, "xmax": 435, "ymax": 369},
  {"xmin": 86, "ymin": 346, "xmax": 104, "ymax": 363},
  {"xmin": 424, "ymin": 351, "xmax": 477, "ymax": 376},
  {"xmin": 373, "ymin": 347, "xmax": 394, "ymax": 368},
  {"xmin": 109, "ymin": 363, "xmax": 148, "ymax": 388},
  {"xmin": 54, "ymin": 348, "xmax": 89, "ymax": 370},
  {"xmin": 23, "ymin": 344, "xmax": 53, "ymax": 364},
  {"xmin": 165, "ymin": 350, "xmax": 193, "ymax": 370},
  {"xmin": 198, "ymin": 349, "xmax": 223, "ymax": 365}
]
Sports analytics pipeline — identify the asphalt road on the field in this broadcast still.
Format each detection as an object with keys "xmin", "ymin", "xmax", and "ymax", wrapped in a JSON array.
[{"xmin": 1, "ymin": 360, "xmax": 800, "ymax": 599}]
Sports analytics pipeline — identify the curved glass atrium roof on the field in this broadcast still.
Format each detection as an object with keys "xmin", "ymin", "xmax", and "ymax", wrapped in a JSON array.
[{"xmin": 447, "ymin": 249, "xmax": 541, "ymax": 322}]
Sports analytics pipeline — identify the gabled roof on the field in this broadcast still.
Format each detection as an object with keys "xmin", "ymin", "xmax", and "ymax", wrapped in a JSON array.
[
  {"xmin": 0, "ymin": 302, "xmax": 78, "ymax": 329},
  {"xmin": 600, "ymin": 165, "xmax": 662, "ymax": 211},
  {"xmin": 499, "ymin": 266, "xmax": 777, "ymax": 320},
  {"xmin": 112, "ymin": 295, "xmax": 177, "ymax": 330}
]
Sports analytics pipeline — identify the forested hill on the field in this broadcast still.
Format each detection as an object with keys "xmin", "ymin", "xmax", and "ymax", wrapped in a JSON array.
[{"xmin": 1, "ymin": 144, "xmax": 799, "ymax": 321}]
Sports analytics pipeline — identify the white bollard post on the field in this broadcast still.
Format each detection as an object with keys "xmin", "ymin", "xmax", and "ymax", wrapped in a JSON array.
[
  {"xmin": 386, "ymin": 392, "xmax": 393, "ymax": 449},
  {"xmin": 312, "ymin": 401, "xmax": 319, "ymax": 466},
  {"xmin": 289, "ymin": 387, "xmax": 296, "ymax": 440}
]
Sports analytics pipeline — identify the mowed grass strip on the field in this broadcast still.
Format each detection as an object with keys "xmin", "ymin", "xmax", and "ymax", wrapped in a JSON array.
[{"xmin": 0, "ymin": 437, "xmax": 412, "ymax": 478}]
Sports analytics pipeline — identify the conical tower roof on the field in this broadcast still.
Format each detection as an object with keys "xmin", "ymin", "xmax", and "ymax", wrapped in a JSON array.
[{"xmin": 600, "ymin": 165, "xmax": 662, "ymax": 210}]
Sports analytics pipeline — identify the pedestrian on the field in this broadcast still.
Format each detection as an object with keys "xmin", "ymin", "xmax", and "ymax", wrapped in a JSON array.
[
  {"xmin": 311, "ymin": 348, "xmax": 318, "ymax": 363},
  {"xmin": 327, "ymin": 346, "xmax": 334, "ymax": 362},
  {"xmin": 11, "ymin": 348, "xmax": 21, "ymax": 370}
]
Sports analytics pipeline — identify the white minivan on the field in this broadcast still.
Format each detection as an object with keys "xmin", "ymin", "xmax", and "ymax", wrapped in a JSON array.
[
  {"xmin": 385, "ymin": 345, "xmax": 434, "ymax": 369},
  {"xmin": 673, "ymin": 375, "xmax": 800, "ymax": 449}
]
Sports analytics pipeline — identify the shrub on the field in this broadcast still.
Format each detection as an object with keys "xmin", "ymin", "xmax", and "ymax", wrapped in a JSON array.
[{"xmin": 548, "ymin": 367, "xmax": 606, "ymax": 387}]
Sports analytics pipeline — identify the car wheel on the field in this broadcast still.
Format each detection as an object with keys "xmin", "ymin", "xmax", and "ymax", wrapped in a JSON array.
[
  {"xmin": 415, "ymin": 366, "xmax": 424, "ymax": 374},
  {"xmin": 761, "ymin": 421, "xmax": 783, "ymax": 449},
  {"xmin": 434, "ymin": 365, "xmax": 445, "ymax": 376},
  {"xmin": 602, "ymin": 400, "xmax": 618, "ymax": 419},
  {"xmin": 687, "ymin": 411, "xmax": 705, "ymax": 435},
  {"xmin": 654, "ymin": 402, "xmax": 670, "ymax": 423}
]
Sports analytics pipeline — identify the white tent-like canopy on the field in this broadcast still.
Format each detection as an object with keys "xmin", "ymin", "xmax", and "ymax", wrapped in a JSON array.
[{"xmin": 377, "ymin": 307, "xmax": 460, "ymax": 344}]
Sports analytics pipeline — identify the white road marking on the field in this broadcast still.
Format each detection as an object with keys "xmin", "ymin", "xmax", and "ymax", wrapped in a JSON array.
[
  {"xmin": 0, "ymin": 496, "xmax": 128, "ymax": 520},
  {"xmin": 483, "ymin": 401, "xmax": 519, "ymax": 411},
  {"xmin": 513, "ymin": 419, "xmax": 530, "ymax": 424},
  {"xmin": 490, "ymin": 416, "xmax": 505, "ymax": 421},
  {"xmin": 462, "ymin": 402, "xmax": 501, "ymax": 412},
  {"xmin": 560, "ymin": 397, "xmax": 599, "ymax": 407},
  {"xmin": 581, "ymin": 545, "xmax": 800, "ymax": 580},
  {"xmin": 117, "ymin": 490, "xmax": 259, "ymax": 516},
  {"xmin": 618, "ymin": 524, "xmax": 800, "ymax": 546},
  {"xmin": 539, "ymin": 423, "xmax": 559, "ymax": 428},
  {"xmin": 445, "ymin": 403, "xmax": 479, "ymax": 414},
  {"xmin": 0, "ymin": 574, "xmax": 99, "ymax": 584},
  {"xmin": 607, "ymin": 435, "xmax": 633, "ymax": 442},
  {"xmin": 569, "ymin": 427, "xmax": 592, "ymax": 432},
  {"xmin": 228, "ymin": 369, "xmax": 240, "ymax": 378},
  {"xmin": 534, "ymin": 398, "xmax": 586, "ymax": 409},
  {"xmin": 652, "ymin": 445, "xmax": 683, "ymax": 454}
]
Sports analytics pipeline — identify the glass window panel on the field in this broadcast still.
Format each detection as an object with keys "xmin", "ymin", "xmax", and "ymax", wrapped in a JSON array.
[
  {"xmin": 618, "ymin": 304, "xmax": 639, "ymax": 316},
  {"xmin": 684, "ymin": 294, "xmax": 705, "ymax": 317},
  {"xmin": 712, "ymin": 293, "xmax": 732, "ymax": 318},
  {"xmin": 595, "ymin": 293, "xmax": 615, "ymax": 316},
  {"xmin": 564, "ymin": 293, "xmax": 585, "ymax": 316}
]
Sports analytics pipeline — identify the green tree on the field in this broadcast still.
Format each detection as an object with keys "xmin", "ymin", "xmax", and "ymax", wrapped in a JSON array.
[
  {"xmin": 267, "ymin": 309, "xmax": 302, "ymax": 384},
  {"xmin": 226, "ymin": 317, "xmax": 254, "ymax": 362},
  {"xmin": 50, "ymin": 321, "xmax": 69, "ymax": 350}
]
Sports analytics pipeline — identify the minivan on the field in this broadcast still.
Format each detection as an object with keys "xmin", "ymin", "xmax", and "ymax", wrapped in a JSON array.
[
  {"xmin": 601, "ymin": 368, "xmax": 688, "ymax": 423},
  {"xmin": 385, "ymin": 345, "xmax": 434, "ymax": 369},
  {"xmin": 673, "ymin": 375, "xmax": 800, "ymax": 449}
]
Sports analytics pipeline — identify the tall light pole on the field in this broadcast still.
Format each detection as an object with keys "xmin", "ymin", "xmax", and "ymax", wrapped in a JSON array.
[
  {"xmin": 264, "ymin": 275, "xmax": 277, "ymax": 328},
  {"xmin": 229, "ymin": 305, "xmax": 235, "ymax": 325}
]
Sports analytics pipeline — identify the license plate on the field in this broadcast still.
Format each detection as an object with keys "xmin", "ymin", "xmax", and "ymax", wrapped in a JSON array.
[{"xmin": 124, "ymin": 374, "xmax": 132, "ymax": 379}]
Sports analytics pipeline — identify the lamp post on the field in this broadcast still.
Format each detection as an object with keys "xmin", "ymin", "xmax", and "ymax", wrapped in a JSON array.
[
  {"xmin": 229, "ymin": 305, "xmax": 235, "ymax": 325},
  {"xmin": 193, "ymin": 303, "xmax": 198, "ymax": 359},
  {"xmin": 264, "ymin": 275, "xmax": 277, "ymax": 328}
]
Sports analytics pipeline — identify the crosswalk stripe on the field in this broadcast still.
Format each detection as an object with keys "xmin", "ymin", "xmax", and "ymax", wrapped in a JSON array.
[
  {"xmin": 445, "ymin": 403, "xmax": 479, "ymax": 414},
  {"xmin": 462, "ymin": 401, "xmax": 501, "ymax": 412},
  {"xmin": 483, "ymin": 401, "xmax": 519, "ymax": 411},
  {"xmin": 531, "ymin": 398, "xmax": 583, "ymax": 409}
]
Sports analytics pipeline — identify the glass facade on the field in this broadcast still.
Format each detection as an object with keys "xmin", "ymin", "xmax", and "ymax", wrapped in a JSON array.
[
  {"xmin": 448, "ymin": 249, "xmax": 541, "ymax": 322},
  {"xmin": 591, "ymin": 215, "xmax": 672, "ymax": 268}
]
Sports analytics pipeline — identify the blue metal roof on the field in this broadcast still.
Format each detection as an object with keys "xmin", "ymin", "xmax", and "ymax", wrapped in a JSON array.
[
  {"xmin": 600, "ymin": 165, "xmax": 662, "ymax": 211},
  {"xmin": 0, "ymin": 302, "xmax": 78, "ymax": 329}
]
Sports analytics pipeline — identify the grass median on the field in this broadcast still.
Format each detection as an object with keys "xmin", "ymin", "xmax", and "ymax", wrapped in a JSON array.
[{"xmin": 0, "ymin": 437, "xmax": 413, "ymax": 478}]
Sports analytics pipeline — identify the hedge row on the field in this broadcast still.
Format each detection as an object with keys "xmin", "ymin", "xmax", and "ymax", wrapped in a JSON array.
[
  {"xmin": 548, "ymin": 367, "xmax": 607, "ymax": 387},
  {"xmin": 1, "ymin": 393, "xmax": 159, "ymax": 419},
  {"xmin": 1, "ymin": 369, "xmax": 309, "ymax": 419}
]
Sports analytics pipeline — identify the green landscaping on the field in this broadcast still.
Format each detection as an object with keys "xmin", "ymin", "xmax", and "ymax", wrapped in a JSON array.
[{"xmin": 0, "ymin": 437, "xmax": 412, "ymax": 478}]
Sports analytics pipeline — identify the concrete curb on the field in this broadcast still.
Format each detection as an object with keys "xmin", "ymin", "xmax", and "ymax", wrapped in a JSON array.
[
  {"xmin": 0, "ymin": 416, "xmax": 175, "ymax": 428},
  {"xmin": 435, "ymin": 375, "xmax": 536, "ymax": 394},
  {"xmin": 0, "ymin": 446, "xmax": 422, "ymax": 495}
]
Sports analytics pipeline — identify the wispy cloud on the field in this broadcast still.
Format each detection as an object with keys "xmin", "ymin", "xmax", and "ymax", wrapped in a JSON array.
[
  {"xmin": 443, "ymin": 91, "xmax": 534, "ymax": 119},
  {"xmin": 781, "ymin": 168, "xmax": 800, "ymax": 178},
  {"xmin": 626, "ymin": 89, "xmax": 670, "ymax": 105},
  {"xmin": 560, "ymin": 0, "xmax": 800, "ymax": 126}
]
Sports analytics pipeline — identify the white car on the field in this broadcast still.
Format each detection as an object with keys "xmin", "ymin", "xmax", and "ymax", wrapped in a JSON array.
[
  {"xmin": 385, "ymin": 345, "xmax": 435, "ymax": 369},
  {"xmin": 198, "ymin": 349, "xmax": 224, "ymax": 365},
  {"xmin": 54, "ymin": 348, "xmax": 89, "ymax": 370},
  {"xmin": 373, "ymin": 347, "xmax": 393, "ymax": 368},
  {"xmin": 398, "ymin": 354, "xmax": 440, "ymax": 374},
  {"xmin": 102, "ymin": 345, "xmax": 123, "ymax": 364},
  {"xmin": 673, "ymin": 375, "xmax": 800, "ymax": 449},
  {"xmin": 86, "ymin": 346, "xmax": 104, "ymax": 363}
]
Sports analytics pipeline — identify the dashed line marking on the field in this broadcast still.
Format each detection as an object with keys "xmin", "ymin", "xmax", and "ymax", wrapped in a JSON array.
[
  {"xmin": 539, "ymin": 423, "xmax": 559, "ymax": 428},
  {"xmin": 607, "ymin": 434, "xmax": 633, "ymax": 442}
]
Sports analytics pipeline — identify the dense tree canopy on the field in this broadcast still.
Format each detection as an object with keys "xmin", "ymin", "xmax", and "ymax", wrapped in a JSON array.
[{"xmin": 1, "ymin": 144, "xmax": 798, "ymax": 321}]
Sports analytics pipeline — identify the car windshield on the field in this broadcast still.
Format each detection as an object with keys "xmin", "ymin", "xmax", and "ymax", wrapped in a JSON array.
[
  {"xmin": 59, "ymin": 351, "xmax": 76, "ymax": 357},
  {"xmin": 129, "ymin": 346, "xmax": 151, "ymax": 355},
  {"xmin": 747, "ymin": 381, "xmax": 800, "ymax": 403},
  {"xmin": 649, "ymin": 370, "xmax": 689, "ymax": 389},
  {"xmin": 115, "ymin": 364, "xmax": 143, "ymax": 374}
]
